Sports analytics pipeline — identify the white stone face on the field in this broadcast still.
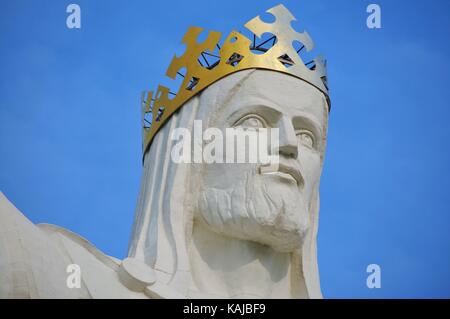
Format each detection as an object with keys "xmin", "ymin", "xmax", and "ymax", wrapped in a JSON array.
[{"xmin": 193, "ymin": 71, "xmax": 327, "ymax": 253}]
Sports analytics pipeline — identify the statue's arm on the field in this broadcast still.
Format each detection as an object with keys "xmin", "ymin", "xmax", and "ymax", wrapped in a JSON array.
[
  {"xmin": 0, "ymin": 192, "xmax": 148, "ymax": 298},
  {"xmin": 0, "ymin": 192, "xmax": 88, "ymax": 298}
]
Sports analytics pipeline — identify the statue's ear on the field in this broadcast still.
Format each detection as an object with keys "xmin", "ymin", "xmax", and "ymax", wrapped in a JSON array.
[{"xmin": 301, "ymin": 186, "xmax": 323, "ymax": 299}]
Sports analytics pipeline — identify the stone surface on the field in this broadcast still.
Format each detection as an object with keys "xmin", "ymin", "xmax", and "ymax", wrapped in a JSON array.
[{"xmin": 145, "ymin": 282, "xmax": 186, "ymax": 299}]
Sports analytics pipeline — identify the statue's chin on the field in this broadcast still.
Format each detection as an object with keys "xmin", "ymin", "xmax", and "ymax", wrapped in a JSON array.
[
  {"xmin": 225, "ymin": 217, "xmax": 307, "ymax": 253},
  {"xmin": 197, "ymin": 187, "xmax": 310, "ymax": 253}
]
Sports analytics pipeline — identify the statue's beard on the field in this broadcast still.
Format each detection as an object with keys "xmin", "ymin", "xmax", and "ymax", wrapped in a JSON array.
[{"xmin": 196, "ymin": 167, "xmax": 311, "ymax": 253}]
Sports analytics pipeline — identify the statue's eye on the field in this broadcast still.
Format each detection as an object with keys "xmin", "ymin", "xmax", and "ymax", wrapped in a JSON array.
[
  {"xmin": 234, "ymin": 115, "xmax": 267, "ymax": 129},
  {"xmin": 296, "ymin": 129, "xmax": 315, "ymax": 149}
]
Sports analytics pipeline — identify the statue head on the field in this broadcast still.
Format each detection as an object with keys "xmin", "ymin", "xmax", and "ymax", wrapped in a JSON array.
[
  {"xmin": 128, "ymin": 4, "xmax": 329, "ymax": 298},
  {"xmin": 193, "ymin": 70, "xmax": 328, "ymax": 253}
]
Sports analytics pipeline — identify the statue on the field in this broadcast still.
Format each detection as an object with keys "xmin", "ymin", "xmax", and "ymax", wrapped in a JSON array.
[{"xmin": 0, "ymin": 4, "xmax": 329, "ymax": 299}]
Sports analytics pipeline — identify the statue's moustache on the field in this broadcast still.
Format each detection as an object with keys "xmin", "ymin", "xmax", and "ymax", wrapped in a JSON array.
[{"xmin": 258, "ymin": 159, "xmax": 305, "ymax": 189}]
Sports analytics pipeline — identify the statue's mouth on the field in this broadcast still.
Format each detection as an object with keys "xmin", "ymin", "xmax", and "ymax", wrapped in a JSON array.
[{"xmin": 259, "ymin": 163, "xmax": 304, "ymax": 188}]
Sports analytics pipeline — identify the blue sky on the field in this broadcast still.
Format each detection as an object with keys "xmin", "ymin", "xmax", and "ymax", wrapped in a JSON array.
[{"xmin": 1, "ymin": 0, "xmax": 450, "ymax": 298}]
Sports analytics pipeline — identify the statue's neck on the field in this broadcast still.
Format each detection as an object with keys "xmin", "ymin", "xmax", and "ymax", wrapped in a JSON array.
[{"xmin": 188, "ymin": 220, "xmax": 295, "ymax": 298}]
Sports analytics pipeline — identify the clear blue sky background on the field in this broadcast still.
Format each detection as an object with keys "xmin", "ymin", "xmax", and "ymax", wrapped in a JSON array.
[{"xmin": 1, "ymin": 0, "xmax": 449, "ymax": 298}]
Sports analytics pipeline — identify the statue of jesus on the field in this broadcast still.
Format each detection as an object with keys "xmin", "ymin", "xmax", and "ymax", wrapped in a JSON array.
[{"xmin": 0, "ymin": 4, "xmax": 329, "ymax": 299}]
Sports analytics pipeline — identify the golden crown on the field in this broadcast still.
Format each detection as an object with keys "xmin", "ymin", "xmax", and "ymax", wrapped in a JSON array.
[{"xmin": 141, "ymin": 4, "xmax": 329, "ymax": 155}]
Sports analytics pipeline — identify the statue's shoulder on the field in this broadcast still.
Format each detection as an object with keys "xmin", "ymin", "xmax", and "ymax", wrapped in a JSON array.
[
  {"xmin": 0, "ymin": 192, "xmax": 145, "ymax": 298},
  {"xmin": 37, "ymin": 224, "xmax": 149, "ymax": 298},
  {"xmin": 37, "ymin": 224, "xmax": 121, "ymax": 269},
  {"xmin": 0, "ymin": 192, "xmax": 87, "ymax": 298}
]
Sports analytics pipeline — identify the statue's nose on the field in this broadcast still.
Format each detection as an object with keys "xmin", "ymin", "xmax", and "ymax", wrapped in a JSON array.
[{"xmin": 275, "ymin": 116, "xmax": 298, "ymax": 158}]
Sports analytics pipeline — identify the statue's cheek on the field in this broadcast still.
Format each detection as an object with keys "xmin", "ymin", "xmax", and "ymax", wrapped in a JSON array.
[{"xmin": 298, "ymin": 150, "xmax": 322, "ymax": 192}]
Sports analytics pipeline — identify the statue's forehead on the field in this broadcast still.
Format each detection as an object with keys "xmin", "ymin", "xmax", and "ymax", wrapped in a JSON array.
[{"xmin": 221, "ymin": 70, "xmax": 326, "ymax": 125}]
